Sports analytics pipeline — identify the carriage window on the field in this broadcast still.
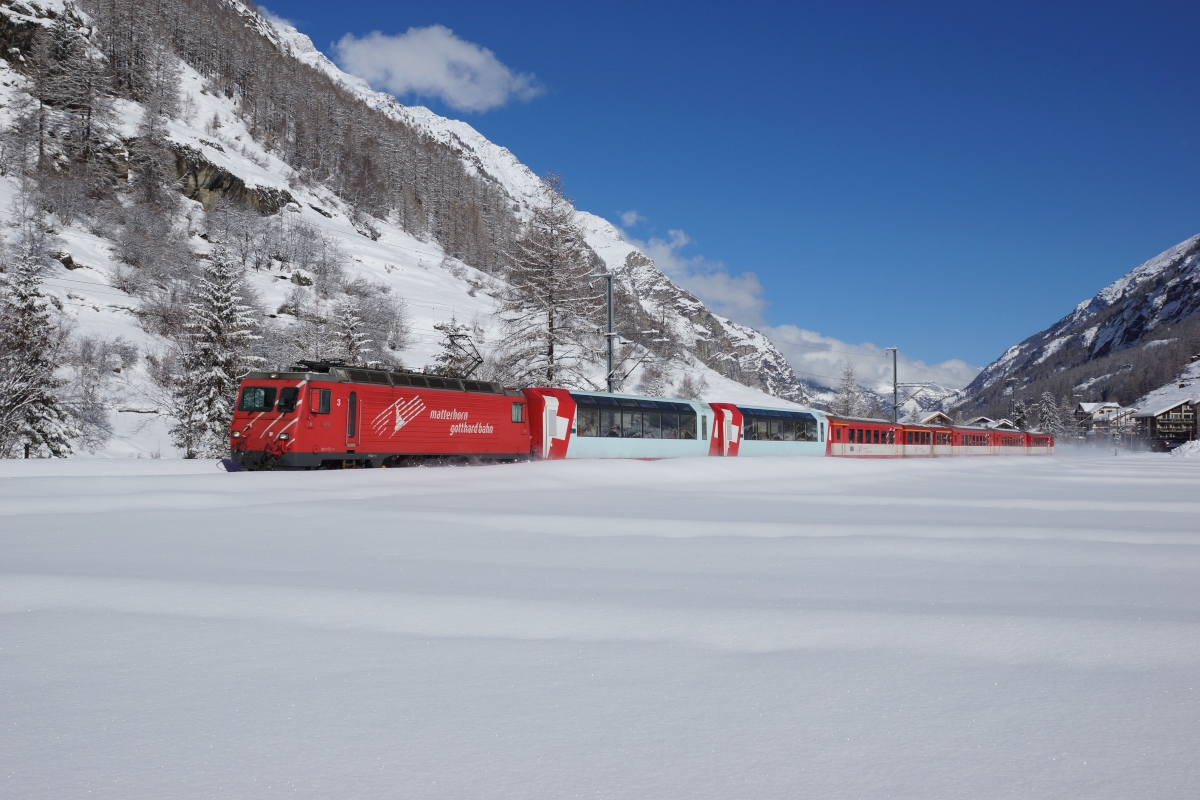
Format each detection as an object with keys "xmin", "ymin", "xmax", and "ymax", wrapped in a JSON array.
[
  {"xmin": 623, "ymin": 411, "xmax": 643, "ymax": 438},
  {"xmin": 511, "ymin": 402, "xmax": 525, "ymax": 423},
  {"xmin": 577, "ymin": 407, "xmax": 598, "ymax": 436},
  {"xmin": 277, "ymin": 387, "xmax": 299, "ymax": 413},
  {"xmin": 680, "ymin": 413, "xmax": 697, "ymax": 440},
  {"xmin": 308, "ymin": 388, "xmax": 331, "ymax": 414},
  {"xmin": 347, "ymin": 392, "xmax": 357, "ymax": 438},
  {"xmin": 643, "ymin": 411, "xmax": 662, "ymax": 439},
  {"xmin": 662, "ymin": 413, "xmax": 680, "ymax": 439},
  {"xmin": 238, "ymin": 386, "xmax": 277, "ymax": 412},
  {"xmin": 601, "ymin": 409, "xmax": 621, "ymax": 437}
]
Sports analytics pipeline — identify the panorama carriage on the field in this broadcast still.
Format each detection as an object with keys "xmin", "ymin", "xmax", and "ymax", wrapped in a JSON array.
[{"xmin": 227, "ymin": 364, "xmax": 1053, "ymax": 470}]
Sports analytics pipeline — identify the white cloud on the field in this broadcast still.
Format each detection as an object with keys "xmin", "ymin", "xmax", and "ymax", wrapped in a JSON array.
[
  {"xmin": 761, "ymin": 324, "xmax": 980, "ymax": 391},
  {"xmin": 333, "ymin": 25, "xmax": 542, "ymax": 113},
  {"xmin": 618, "ymin": 222, "xmax": 979, "ymax": 391},
  {"xmin": 625, "ymin": 228, "xmax": 767, "ymax": 327},
  {"xmin": 619, "ymin": 210, "xmax": 646, "ymax": 228}
]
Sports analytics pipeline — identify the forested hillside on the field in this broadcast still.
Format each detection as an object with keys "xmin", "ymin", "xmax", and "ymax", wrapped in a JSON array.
[{"xmin": 0, "ymin": 0, "xmax": 806, "ymax": 458}]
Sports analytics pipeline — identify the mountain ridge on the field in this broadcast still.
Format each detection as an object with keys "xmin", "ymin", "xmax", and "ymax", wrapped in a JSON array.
[{"xmin": 953, "ymin": 232, "xmax": 1200, "ymax": 418}]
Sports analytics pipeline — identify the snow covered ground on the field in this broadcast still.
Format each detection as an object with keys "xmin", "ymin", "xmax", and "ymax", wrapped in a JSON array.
[{"xmin": 2, "ymin": 453, "xmax": 1198, "ymax": 798}]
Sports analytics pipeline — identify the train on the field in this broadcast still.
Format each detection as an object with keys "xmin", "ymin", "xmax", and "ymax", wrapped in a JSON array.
[{"xmin": 227, "ymin": 363, "xmax": 1054, "ymax": 470}]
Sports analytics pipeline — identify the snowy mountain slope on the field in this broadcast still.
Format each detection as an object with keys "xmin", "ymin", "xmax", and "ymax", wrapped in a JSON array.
[
  {"xmin": 954, "ymin": 233, "xmax": 1200, "ymax": 416},
  {"xmin": 0, "ymin": 0, "xmax": 806, "ymax": 457},
  {"xmin": 259, "ymin": 10, "xmax": 808, "ymax": 402}
]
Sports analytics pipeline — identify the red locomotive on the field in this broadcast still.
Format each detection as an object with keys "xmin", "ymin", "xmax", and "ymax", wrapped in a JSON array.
[{"xmin": 229, "ymin": 363, "xmax": 530, "ymax": 469}]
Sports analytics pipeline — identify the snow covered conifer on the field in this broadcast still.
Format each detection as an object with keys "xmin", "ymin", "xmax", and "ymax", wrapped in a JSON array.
[
  {"xmin": 1012, "ymin": 399, "xmax": 1029, "ymax": 430},
  {"xmin": 1036, "ymin": 391, "xmax": 1063, "ymax": 435},
  {"xmin": 497, "ymin": 174, "xmax": 601, "ymax": 386},
  {"xmin": 0, "ymin": 244, "xmax": 77, "ymax": 458},
  {"xmin": 1059, "ymin": 395, "xmax": 1078, "ymax": 438},
  {"xmin": 333, "ymin": 298, "xmax": 371, "ymax": 365},
  {"xmin": 171, "ymin": 244, "xmax": 259, "ymax": 457},
  {"xmin": 830, "ymin": 362, "xmax": 865, "ymax": 417}
]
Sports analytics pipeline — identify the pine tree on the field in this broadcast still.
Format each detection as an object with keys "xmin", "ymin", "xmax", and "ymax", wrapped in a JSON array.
[
  {"xmin": 171, "ymin": 245, "xmax": 259, "ymax": 457},
  {"xmin": 1059, "ymin": 395, "xmax": 1078, "ymax": 439},
  {"xmin": 333, "ymin": 298, "xmax": 371, "ymax": 365},
  {"xmin": 1036, "ymin": 391, "xmax": 1063, "ymax": 435},
  {"xmin": 497, "ymin": 175, "xmax": 601, "ymax": 386},
  {"xmin": 0, "ymin": 244, "xmax": 77, "ymax": 458},
  {"xmin": 830, "ymin": 362, "xmax": 865, "ymax": 417},
  {"xmin": 1012, "ymin": 399, "xmax": 1029, "ymax": 431}
]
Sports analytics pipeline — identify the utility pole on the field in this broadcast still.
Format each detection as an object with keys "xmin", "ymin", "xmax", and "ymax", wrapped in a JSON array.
[
  {"xmin": 590, "ymin": 273, "xmax": 617, "ymax": 392},
  {"xmin": 886, "ymin": 347, "xmax": 898, "ymax": 423},
  {"xmin": 1005, "ymin": 377, "xmax": 1016, "ymax": 420}
]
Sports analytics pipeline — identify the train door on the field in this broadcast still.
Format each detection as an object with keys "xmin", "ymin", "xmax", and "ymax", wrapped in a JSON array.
[
  {"xmin": 541, "ymin": 394, "xmax": 559, "ymax": 459},
  {"xmin": 345, "ymin": 390, "xmax": 359, "ymax": 450},
  {"xmin": 722, "ymin": 409, "xmax": 739, "ymax": 456}
]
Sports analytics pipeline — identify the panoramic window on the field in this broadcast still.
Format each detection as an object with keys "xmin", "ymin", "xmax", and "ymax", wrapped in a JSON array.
[
  {"xmin": 662, "ymin": 412, "xmax": 680, "ymax": 439},
  {"xmin": 577, "ymin": 407, "xmax": 598, "ymax": 436},
  {"xmin": 238, "ymin": 386, "xmax": 276, "ymax": 412}
]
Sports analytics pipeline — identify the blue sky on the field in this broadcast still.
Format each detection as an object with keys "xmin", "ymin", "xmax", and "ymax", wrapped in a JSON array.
[{"xmin": 263, "ymin": 0, "xmax": 1200, "ymax": 387}]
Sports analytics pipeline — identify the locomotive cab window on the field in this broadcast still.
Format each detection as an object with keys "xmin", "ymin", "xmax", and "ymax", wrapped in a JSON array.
[
  {"xmin": 277, "ymin": 387, "xmax": 299, "ymax": 413},
  {"xmin": 238, "ymin": 386, "xmax": 276, "ymax": 412},
  {"xmin": 511, "ymin": 402, "xmax": 525, "ymax": 423},
  {"xmin": 308, "ymin": 388, "xmax": 331, "ymax": 414}
]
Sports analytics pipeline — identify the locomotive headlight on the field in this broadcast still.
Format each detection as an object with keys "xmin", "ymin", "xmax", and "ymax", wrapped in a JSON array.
[
  {"xmin": 231, "ymin": 432, "xmax": 241, "ymax": 439},
  {"xmin": 278, "ymin": 433, "xmax": 290, "ymax": 441}
]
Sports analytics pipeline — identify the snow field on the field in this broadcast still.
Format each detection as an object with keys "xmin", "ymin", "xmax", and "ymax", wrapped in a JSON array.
[{"xmin": 2, "ymin": 453, "xmax": 1199, "ymax": 797}]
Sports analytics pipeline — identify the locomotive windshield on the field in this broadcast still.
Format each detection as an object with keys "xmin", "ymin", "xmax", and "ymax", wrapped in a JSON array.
[
  {"xmin": 277, "ymin": 387, "xmax": 299, "ymax": 413},
  {"xmin": 238, "ymin": 387, "xmax": 277, "ymax": 412}
]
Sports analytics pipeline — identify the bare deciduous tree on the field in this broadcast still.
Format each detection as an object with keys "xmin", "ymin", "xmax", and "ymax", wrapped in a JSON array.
[{"xmin": 496, "ymin": 175, "xmax": 601, "ymax": 387}]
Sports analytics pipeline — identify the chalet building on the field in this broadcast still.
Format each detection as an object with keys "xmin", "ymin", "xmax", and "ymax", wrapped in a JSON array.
[
  {"xmin": 918, "ymin": 411, "xmax": 955, "ymax": 426},
  {"xmin": 1074, "ymin": 402, "xmax": 1121, "ymax": 432},
  {"xmin": 966, "ymin": 416, "xmax": 1019, "ymax": 430},
  {"xmin": 1132, "ymin": 400, "xmax": 1197, "ymax": 445}
]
